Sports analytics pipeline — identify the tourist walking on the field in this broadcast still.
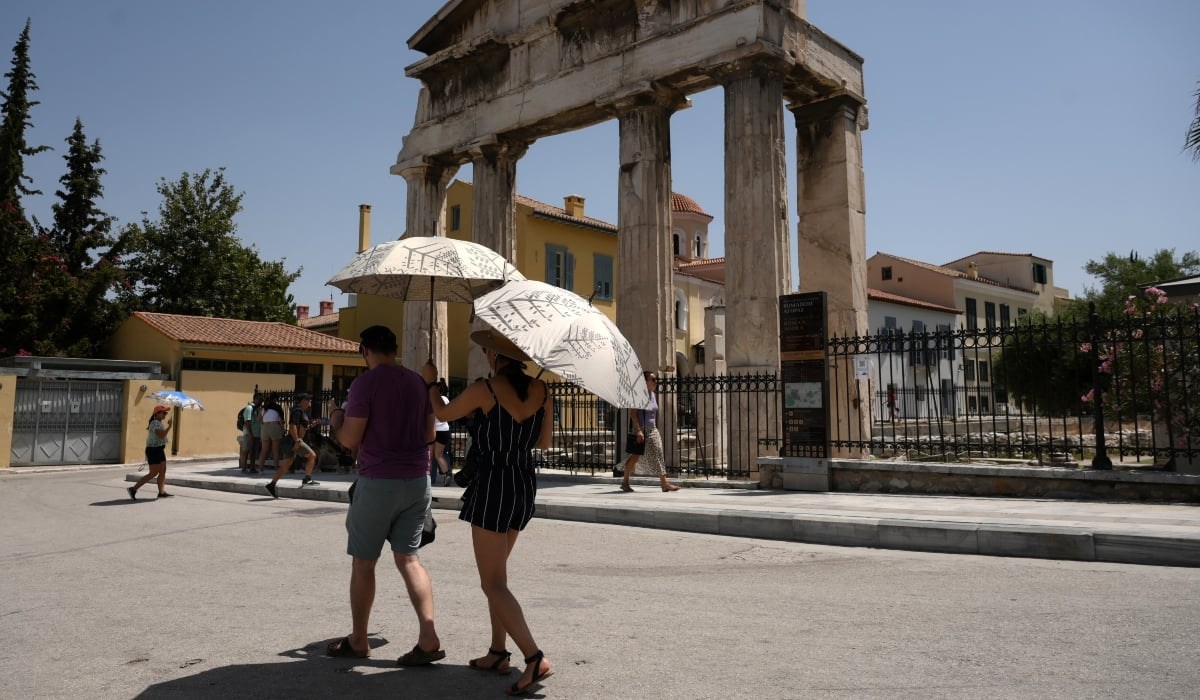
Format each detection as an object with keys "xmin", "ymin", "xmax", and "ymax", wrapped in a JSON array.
[
  {"xmin": 265, "ymin": 393, "xmax": 320, "ymax": 498},
  {"xmin": 423, "ymin": 328, "xmax": 555, "ymax": 696},
  {"xmin": 326, "ymin": 325, "xmax": 444, "ymax": 666},
  {"xmin": 620, "ymin": 371, "xmax": 679, "ymax": 493},
  {"xmin": 128, "ymin": 405, "xmax": 175, "ymax": 500}
]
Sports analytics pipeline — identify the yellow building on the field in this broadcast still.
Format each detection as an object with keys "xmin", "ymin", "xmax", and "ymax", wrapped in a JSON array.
[
  {"xmin": 334, "ymin": 181, "xmax": 726, "ymax": 383},
  {"xmin": 105, "ymin": 312, "xmax": 362, "ymax": 462}
]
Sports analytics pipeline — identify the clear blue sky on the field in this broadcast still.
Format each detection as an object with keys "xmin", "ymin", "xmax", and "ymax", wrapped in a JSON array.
[{"xmin": 4, "ymin": 1, "xmax": 1198, "ymax": 313}]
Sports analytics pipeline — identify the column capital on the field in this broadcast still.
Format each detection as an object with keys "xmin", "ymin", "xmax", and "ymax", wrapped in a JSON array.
[
  {"xmin": 788, "ymin": 92, "xmax": 868, "ymax": 130},
  {"xmin": 462, "ymin": 135, "xmax": 530, "ymax": 163},
  {"xmin": 597, "ymin": 81, "xmax": 690, "ymax": 116},
  {"xmin": 712, "ymin": 51, "xmax": 793, "ymax": 86}
]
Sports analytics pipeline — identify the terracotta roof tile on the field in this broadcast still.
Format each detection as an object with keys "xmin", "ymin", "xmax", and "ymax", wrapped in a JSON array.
[
  {"xmin": 671, "ymin": 192, "xmax": 712, "ymax": 218},
  {"xmin": 868, "ymin": 289, "xmax": 961, "ymax": 315},
  {"xmin": 514, "ymin": 193, "xmax": 617, "ymax": 232},
  {"xmin": 134, "ymin": 312, "xmax": 360, "ymax": 354}
]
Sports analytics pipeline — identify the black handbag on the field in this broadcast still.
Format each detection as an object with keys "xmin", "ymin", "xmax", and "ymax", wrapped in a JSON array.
[
  {"xmin": 624, "ymin": 431, "xmax": 645, "ymax": 456},
  {"xmin": 453, "ymin": 409, "xmax": 483, "ymax": 488}
]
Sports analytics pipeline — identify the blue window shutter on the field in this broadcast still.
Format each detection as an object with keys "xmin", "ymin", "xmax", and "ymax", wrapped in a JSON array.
[{"xmin": 565, "ymin": 252, "xmax": 575, "ymax": 291}]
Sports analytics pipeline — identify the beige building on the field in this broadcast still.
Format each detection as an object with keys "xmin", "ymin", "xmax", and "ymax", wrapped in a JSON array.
[
  {"xmin": 104, "ymin": 312, "xmax": 362, "ymax": 462},
  {"xmin": 332, "ymin": 182, "xmax": 728, "ymax": 384}
]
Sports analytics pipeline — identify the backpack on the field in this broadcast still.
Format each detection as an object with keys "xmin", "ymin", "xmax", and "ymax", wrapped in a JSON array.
[{"xmin": 236, "ymin": 407, "xmax": 247, "ymax": 430}]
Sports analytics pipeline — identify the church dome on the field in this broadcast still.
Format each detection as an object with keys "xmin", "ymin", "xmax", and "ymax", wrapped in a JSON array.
[{"xmin": 670, "ymin": 192, "xmax": 710, "ymax": 217}]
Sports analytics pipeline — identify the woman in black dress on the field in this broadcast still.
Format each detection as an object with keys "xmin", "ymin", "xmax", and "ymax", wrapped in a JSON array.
[{"xmin": 423, "ymin": 329, "xmax": 555, "ymax": 696}]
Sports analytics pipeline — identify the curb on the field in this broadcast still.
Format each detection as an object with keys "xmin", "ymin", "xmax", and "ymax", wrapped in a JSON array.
[{"xmin": 125, "ymin": 471, "xmax": 1200, "ymax": 568}]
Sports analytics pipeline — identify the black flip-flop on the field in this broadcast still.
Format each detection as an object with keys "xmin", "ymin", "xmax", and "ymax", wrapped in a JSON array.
[
  {"xmin": 397, "ymin": 644, "xmax": 446, "ymax": 666},
  {"xmin": 326, "ymin": 636, "xmax": 369, "ymax": 659}
]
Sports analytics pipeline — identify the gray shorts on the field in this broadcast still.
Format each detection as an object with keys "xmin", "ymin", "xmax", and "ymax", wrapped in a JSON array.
[
  {"xmin": 261, "ymin": 422, "xmax": 284, "ymax": 441},
  {"xmin": 345, "ymin": 475, "xmax": 430, "ymax": 559}
]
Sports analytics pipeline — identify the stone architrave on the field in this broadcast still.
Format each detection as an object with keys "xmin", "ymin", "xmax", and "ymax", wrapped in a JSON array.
[
  {"xmin": 466, "ymin": 137, "xmax": 526, "ymax": 381},
  {"xmin": 398, "ymin": 161, "xmax": 459, "ymax": 371},
  {"xmin": 791, "ymin": 94, "xmax": 870, "ymax": 456}
]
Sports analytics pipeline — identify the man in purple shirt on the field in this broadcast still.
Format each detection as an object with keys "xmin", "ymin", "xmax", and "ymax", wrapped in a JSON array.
[{"xmin": 326, "ymin": 325, "xmax": 444, "ymax": 665}]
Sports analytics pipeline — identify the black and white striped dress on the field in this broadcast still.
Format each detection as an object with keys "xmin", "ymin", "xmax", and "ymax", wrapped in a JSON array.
[{"xmin": 459, "ymin": 380, "xmax": 546, "ymax": 533}]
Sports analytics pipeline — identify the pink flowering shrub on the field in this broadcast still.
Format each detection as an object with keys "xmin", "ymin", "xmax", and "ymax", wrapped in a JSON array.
[{"xmin": 1084, "ymin": 287, "xmax": 1200, "ymax": 454}]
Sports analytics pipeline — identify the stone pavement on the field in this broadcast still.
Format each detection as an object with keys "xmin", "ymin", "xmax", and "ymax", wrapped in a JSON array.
[{"xmin": 118, "ymin": 457, "xmax": 1200, "ymax": 568}]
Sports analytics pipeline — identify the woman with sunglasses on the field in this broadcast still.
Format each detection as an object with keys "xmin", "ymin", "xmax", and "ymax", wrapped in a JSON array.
[
  {"xmin": 128, "ymin": 405, "xmax": 175, "ymax": 499},
  {"xmin": 620, "ymin": 371, "xmax": 680, "ymax": 493}
]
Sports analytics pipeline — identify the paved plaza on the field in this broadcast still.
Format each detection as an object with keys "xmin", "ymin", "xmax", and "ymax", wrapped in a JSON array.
[{"xmin": 2, "ymin": 463, "xmax": 1200, "ymax": 699}]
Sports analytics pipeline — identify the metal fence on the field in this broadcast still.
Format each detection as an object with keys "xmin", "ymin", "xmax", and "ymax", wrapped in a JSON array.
[
  {"xmin": 828, "ymin": 304, "xmax": 1199, "ymax": 469},
  {"xmin": 524, "ymin": 373, "xmax": 781, "ymax": 480}
]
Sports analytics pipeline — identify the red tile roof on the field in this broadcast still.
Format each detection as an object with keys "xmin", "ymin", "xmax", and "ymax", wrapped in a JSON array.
[
  {"xmin": 514, "ymin": 193, "xmax": 617, "ymax": 232},
  {"xmin": 134, "ymin": 312, "xmax": 360, "ymax": 354},
  {"xmin": 671, "ymin": 192, "xmax": 712, "ymax": 218},
  {"xmin": 868, "ymin": 289, "xmax": 961, "ymax": 314}
]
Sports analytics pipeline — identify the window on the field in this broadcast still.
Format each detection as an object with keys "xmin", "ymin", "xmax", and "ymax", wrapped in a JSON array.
[
  {"xmin": 592, "ymin": 254, "xmax": 613, "ymax": 300},
  {"xmin": 881, "ymin": 266, "xmax": 893, "ymax": 281},
  {"xmin": 883, "ymin": 316, "xmax": 899, "ymax": 353},
  {"xmin": 1018, "ymin": 308, "xmax": 1028, "ymax": 318},
  {"xmin": 1032, "ymin": 263, "xmax": 1048, "ymax": 284},
  {"xmin": 695, "ymin": 234, "xmax": 703, "ymax": 258},
  {"xmin": 978, "ymin": 361, "xmax": 990, "ymax": 382},
  {"xmin": 449, "ymin": 205, "xmax": 461, "ymax": 231},
  {"xmin": 984, "ymin": 301, "xmax": 996, "ymax": 330},
  {"xmin": 937, "ymin": 324, "xmax": 954, "ymax": 359},
  {"xmin": 545, "ymin": 243, "xmax": 574, "ymax": 290},
  {"xmin": 672, "ymin": 232, "xmax": 680, "ymax": 256},
  {"xmin": 1000, "ymin": 304, "xmax": 1011, "ymax": 329},
  {"xmin": 964, "ymin": 360, "xmax": 975, "ymax": 381},
  {"xmin": 674, "ymin": 289, "xmax": 688, "ymax": 332},
  {"xmin": 966, "ymin": 298, "xmax": 978, "ymax": 330}
]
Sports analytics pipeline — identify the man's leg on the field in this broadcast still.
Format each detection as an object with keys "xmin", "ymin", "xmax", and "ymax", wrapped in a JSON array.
[
  {"xmin": 395, "ymin": 552, "xmax": 440, "ymax": 652},
  {"xmin": 348, "ymin": 557, "xmax": 377, "ymax": 653}
]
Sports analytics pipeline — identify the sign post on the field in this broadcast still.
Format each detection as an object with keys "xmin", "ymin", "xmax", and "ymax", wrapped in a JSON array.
[{"xmin": 779, "ymin": 292, "xmax": 830, "ymax": 489}]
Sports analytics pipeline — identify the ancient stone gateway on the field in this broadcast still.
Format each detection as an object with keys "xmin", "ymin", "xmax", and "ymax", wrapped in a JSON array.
[{"xmin": 395, "ymin": 0, "xmax": 870, "ymax": 460}]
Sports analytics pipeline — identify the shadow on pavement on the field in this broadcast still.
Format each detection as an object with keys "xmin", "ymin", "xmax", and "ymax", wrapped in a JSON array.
[{"xmin": 135, "ymin": 639, "xmax": 541, "ymax": 699}]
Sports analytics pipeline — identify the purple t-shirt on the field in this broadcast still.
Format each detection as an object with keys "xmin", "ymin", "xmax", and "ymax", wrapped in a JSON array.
[{"xmin": 344, "ymin": 364, "xmax": 432, "ymax": 478}]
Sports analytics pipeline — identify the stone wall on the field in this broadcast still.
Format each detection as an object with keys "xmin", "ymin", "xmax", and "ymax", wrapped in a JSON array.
[{"xmin": 757, "ymin": 457, "xmax": 1200, "ymax": 503}]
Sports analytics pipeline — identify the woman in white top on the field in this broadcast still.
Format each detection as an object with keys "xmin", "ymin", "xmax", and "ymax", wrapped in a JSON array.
[{"xmin": 432, "ymin": 379, "xmax": 452, "ymax": 485}]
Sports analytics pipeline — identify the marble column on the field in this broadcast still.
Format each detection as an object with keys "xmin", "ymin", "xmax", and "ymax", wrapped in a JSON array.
[
  {"xmin": 612, "ymin": 87, "xmax": 685, "ymax": 377},
  {"xmin": 398, "ymin": 161, "xmax": 459, "ymax": 370},
  {"xmin": 723, "ymin": 64, "xmax": 790, "ymax": 475},
  {"xmin": 790, "ymin": 94, "xmax": 870, "ymax": 456},
  {"xmin": 467, "ymin": 138, "xmax": 527, "ymax": 382}
]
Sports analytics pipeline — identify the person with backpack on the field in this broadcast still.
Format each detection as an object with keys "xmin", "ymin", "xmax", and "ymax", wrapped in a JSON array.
[{"xmin": 238, "ymin": 397, "xmax": 257, "ymax": 473}]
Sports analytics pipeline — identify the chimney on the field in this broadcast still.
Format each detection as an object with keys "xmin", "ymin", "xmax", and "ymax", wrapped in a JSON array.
[
  {"xmin": 358, "ymin": 204, "xmax": 371, "ymax": 252},
  {"xmin": 319, "ymin": 300, "xmax": 334, "ymax": 316},
  {"xmin": 297, "ymin": 305, "xmax": 310, "ymax": 320},
  {"xmin": 967, "ymin": 261, "xmax": 979, "ymax": 279},
  {"xmin": 563, "ymin": 194, "xmax": 585, "ymax": 218}
]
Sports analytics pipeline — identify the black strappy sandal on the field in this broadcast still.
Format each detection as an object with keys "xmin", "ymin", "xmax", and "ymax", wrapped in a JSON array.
[
  {"xmin": 507, "ymin": 649, "xmax": 554, "ymax": 696},
  {"xmin": 468, "ymin": 647, "xmax": 512, "ymax": 674}
]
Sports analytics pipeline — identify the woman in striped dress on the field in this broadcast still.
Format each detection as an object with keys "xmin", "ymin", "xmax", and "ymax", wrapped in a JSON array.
[{"xmin": 423, "ymin": 329, "xmax": 555, "ymax": 696}]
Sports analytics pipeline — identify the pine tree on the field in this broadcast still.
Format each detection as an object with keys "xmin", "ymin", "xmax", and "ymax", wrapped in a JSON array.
[
  {"xmin": 30, "ymin": 119, "xmax": 129, "ymax": 356},
  {"xmin": 0, "ymin": 19, "xmax": 50, "ymax": 356}
]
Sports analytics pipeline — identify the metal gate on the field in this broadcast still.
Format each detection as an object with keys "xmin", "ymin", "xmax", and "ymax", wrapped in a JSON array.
[{"xmin": 11, "ymin": 378, "xmax": 125, "ymax": 466}]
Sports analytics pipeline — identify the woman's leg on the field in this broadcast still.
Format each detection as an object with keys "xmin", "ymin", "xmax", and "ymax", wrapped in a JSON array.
[
  {"xmin": 156, "ymin": 461, "xmax": 167, "ymax": 494},
  {"xmin": 432, "ymin": 443, "xmax": 449, "ymax": 475},
  {"xmin": 471, "ymin": 526, "xmax": 550, "ymax": 685},
  {"xmin": 258, "ymin": 437, "xmax": 271, "ymax": 468},
  {"xmin": 620, "ymin": 454, "xmax": 639, "ymax": 490},
  {"xmin": 132, "ymin": 463, "xmax": 159, "ymax": 492}
]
